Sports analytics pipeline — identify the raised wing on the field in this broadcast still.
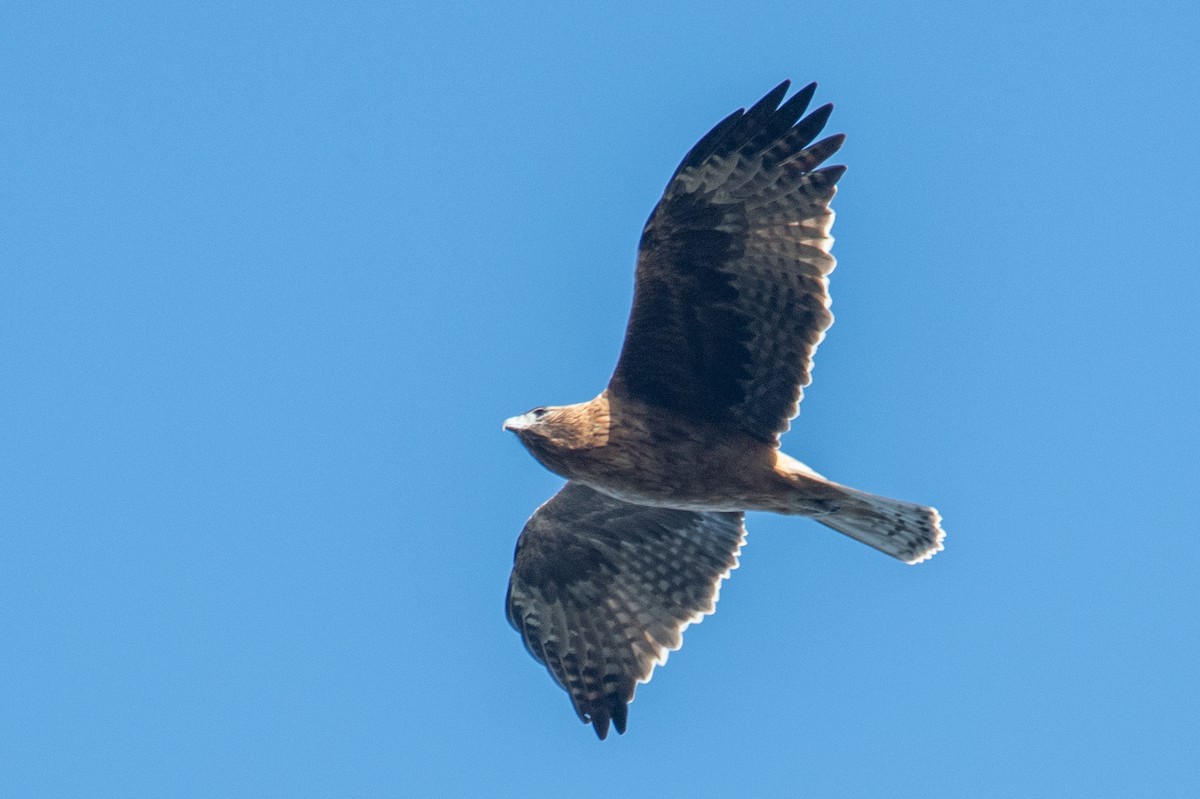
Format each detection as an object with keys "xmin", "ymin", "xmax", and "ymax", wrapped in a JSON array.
[
  {"xmin": 506, "ymin": 482, "xmax": 745, "ymax": 739},
  {"xmin": 609, "ymin": 81, "xmax": 845, "ymax": 443}
]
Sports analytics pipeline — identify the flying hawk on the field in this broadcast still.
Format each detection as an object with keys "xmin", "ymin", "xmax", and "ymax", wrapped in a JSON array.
[{"xmin": 504, "ymin": 81, "xmax": 945, "ymax": 740}]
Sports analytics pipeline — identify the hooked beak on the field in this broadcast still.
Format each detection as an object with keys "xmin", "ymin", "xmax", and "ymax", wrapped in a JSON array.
[{"xmin": 502, "ymin": 415, "xmax": 523, "ymax": 432}]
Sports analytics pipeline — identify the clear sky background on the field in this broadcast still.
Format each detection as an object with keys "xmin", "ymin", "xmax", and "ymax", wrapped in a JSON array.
[{"xmin": 4, "ymin": 1, "xmax": 1198, "ymax": 796}]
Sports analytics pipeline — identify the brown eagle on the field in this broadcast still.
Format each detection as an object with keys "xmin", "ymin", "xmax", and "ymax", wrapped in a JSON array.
[{"xmin": 504, "ymin": 81, "xmax": 945, "ymax": 740}]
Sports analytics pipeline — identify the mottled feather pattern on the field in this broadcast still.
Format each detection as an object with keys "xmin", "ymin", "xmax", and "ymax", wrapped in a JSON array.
[
  {"xmin": 504, "ymin": 82, "xmax": 947, "ymax": 741},
  {"xmin": 611, "ymin": 80, "xmax": 846, "ymax": 442},
  {"xmin": 506, "ymin": 483, "xmax": 745, "ymax": 739}
]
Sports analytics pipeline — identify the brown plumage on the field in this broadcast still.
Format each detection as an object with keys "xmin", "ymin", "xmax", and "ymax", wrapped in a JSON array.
[{"xmin": 504, "ymin": 81, "xmax": 946, "ymax": 739}]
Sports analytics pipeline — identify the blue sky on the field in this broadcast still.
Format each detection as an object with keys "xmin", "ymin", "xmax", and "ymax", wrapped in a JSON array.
[{"xmin": 3, "ymin": 1, "xmax": 1198, "ymax": 796}]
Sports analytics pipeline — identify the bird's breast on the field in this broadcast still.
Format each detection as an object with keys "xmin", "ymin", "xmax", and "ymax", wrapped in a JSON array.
[{"xmin": 550, "ymin": 419, "xmax": 780, "ymax": 511}]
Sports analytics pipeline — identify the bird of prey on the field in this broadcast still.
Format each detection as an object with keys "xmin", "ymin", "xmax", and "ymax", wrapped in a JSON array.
[{"xmin": 503, "ymin": 81, "xmax": 945, "ymax": 740}]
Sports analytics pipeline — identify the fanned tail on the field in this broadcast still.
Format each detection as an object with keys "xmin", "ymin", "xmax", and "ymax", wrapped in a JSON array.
[{"xmin": 814, "ymin": 483, "xmax": 945, "ymax": 564}]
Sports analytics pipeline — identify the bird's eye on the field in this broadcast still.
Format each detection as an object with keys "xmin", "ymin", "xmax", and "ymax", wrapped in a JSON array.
[{"xmin": 532, "ymin": 407, "xmax": 548, "ymax": 418}]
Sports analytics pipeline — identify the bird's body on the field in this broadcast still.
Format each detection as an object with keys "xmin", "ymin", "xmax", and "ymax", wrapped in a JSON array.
[
  {"xmin": 506, "ymin": 391, "xmax": 835, "ymax": 515},
  {"xmin": 503, "ymin": 81, "xmax": 947, "ymax": 739}
]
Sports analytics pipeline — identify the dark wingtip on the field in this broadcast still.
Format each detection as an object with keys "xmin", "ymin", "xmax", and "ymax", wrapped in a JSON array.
[
  {"xmin": 766, "ymin": 81, "xmax": 818, "ymax": 135},
  {"xmin": 612, "ymin": 700, "xmax": 628, "ymax": 735},
  {"xmin": 587, "ymin": 696, "xmax": 628, "ymax": 740},
  {"xmin": 779, "ymin": 102, "xmax": 835, "ymax": 154},
  {"xmin": 802, "ymin": 133, "xmax": 847, "ymax": 168},
  {"xmin": 783, "ymin": 82, "xmax": 817, "ymax": 116},
  {"xmin": 806, "ymin": 102, "xmax": 834, "ymax": 131},
  {"xmin": 591, "ymin": 713, "xmax": 611, "ymax": 740},
  {"xmin": 815, "ymin": 164, "xmax": 848, "ymax": 187},
  {"xmin": 746, "ymin": 81, "xmax": 791, "ymax": 119}
]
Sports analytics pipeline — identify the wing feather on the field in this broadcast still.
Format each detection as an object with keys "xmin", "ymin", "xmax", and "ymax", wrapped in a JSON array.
[
  {"xmin": 506, "ymin": 482, "xmax": 745, "ymax": 739},
  {"xmin": 609, "ymin": 84, "xmax": 845, "ymax": 442}
]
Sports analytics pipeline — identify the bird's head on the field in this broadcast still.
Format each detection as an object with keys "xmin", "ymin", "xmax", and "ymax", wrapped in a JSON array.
[
  {"xmin": 503, "ymin": 405, "xmax": 561, "ymax": 441},
  {"xmin": 503, "ymin": 402, "xmax": 606, "ymax": 477}
]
